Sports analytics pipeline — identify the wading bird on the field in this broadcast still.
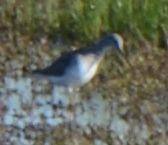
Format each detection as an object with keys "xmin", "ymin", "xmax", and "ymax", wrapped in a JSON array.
[{"xmin": 32, "ymin": 33, "xmax": 124, "ymax": 89}]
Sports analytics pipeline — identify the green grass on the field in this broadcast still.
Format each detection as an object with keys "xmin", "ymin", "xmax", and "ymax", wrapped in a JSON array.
[{"xmin": 0, "ymin": 0, "xmax": 167, "ymax": 42}]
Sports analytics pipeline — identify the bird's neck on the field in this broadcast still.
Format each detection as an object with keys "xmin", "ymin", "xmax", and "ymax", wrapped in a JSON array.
[{"xmin": 93, "ymin": 40, "xmax": 112, "ymax": 55}]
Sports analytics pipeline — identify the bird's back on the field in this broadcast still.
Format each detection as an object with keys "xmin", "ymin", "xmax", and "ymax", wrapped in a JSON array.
[{"xmin": 32, "ymin": 52, "xmax": 78, "ymax": 76}]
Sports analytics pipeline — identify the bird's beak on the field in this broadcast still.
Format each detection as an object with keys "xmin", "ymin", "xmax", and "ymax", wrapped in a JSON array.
[
  {"xmin": 117, "ymin": 46, "xmax": 133, "ymax": 69},
  {"xmin": 118, "ymin": 46, "xmax": 124, "ymax": 55}
]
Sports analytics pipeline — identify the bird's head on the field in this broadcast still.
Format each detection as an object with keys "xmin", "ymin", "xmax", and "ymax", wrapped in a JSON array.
[
  {"xmin": 98, "ymin": 33, "xmax": 124, "ymax": 53},
  {"xmin": 111, "ymin": 33, "xmax": 123, "ymax": 52}
]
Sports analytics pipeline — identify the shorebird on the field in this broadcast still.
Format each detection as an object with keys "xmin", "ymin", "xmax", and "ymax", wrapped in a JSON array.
[{"xmin": 32, "ymin": 33, "xmax": 124, "ymax": 89}]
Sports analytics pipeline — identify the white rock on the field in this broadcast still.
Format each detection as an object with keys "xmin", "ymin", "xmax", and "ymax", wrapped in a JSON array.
[
  {"xmin": 134, "ymin": 124, "xmax": 150, "ymax": 142},
  {"xmin": 10, "ymin": 136, "xmax": 19, "ymax": 143},
  {"xmin": 30, "ymin": 116, "xmax": 42, "ymax": 126},
  {"xmin": 6, "ymin": 93, "xmax": 21, "ymax": 112},
  {"xmin": 17, "ymin": 110, "xmax": 27, "ymax": 117},
  {"xmin": 16, "ymin": 78, "xmax": 32, "ymax": 105},
  {"xmin": 30, "ymin": 107, "xmax": 43, "ymax": 125},
  {"xmin": 31, "ymin": 107, "xmax": 43, "ymax": 117},
  {"xmin": 19, "ymin": 132, "xmax": 34, "ymax": 145},
  {"xmin": 46, "ymin": 117, "xmax": 63, "ymax": 127},
  {"xmin": 89, "ymin": 95, "xmax": 111, "ymax": 127},
  {"xmin": 139, "ymin": 124, "xmax": 150, "ymax": 140},
  {"xmin": 94, "ymin": 139, "xmax": 107, "ymax": 145},
  {"xmin": 5, "ymin": 109, "xmax": 15, "ymax": 116},
  {"xmin": 23, "ymin": 116, "xmax": 31, "ymax": 125},
  {"xmin": 52, "ymin": 87, "xmax": 70, "ymax": 107},
  {"xmin": 3, "ymin": 113, "xmax": 14, "ymax": 125},
  {"xmin": 44, "ymin": 141, "xmax": 51, "ymax": 145},
  {"xmin": 75, "ymin": 106, "xmax": 90, "ymax": 128},
  {"xmin": 16, "ymin": 118, "xmax": 26, "ymax": 129},
  {"xmin": 56, "ymin": 109, "xmax": 73, "ymax": 122},
  {"xmin": 34, "ymin": 95, "xmax": 48, "ymax": 106},
  {"xmin": 42, "ymin": 105, "xmax": 54, "ymax": 118},
  {"xmin": 76, "ymin": 95, "xmax": 111, "ymax": 129},
  {"xmin": 110, "ymin": 115, "xmax": 129, "ymax": 140},
  {"xmin": 4, "ymin": 77, "xmax": 16, "ymax": 90}
]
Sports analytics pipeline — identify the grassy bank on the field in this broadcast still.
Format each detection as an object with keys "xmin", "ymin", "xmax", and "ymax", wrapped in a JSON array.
[{"xmin": 0, "ymin": 0, "xmax": 167, "ymax": 43}]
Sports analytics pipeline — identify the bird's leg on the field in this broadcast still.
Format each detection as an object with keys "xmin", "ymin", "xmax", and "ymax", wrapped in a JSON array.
[
  {"xmin": 67, "ymin": 87, "xmax": 80, "ymax": 105},
  {"xmin": 67, "ymin": 87, "xmax": 80, "ymax": 136},
  {"xmin": 52, "ymin": 86, "xmax": 79, "ymax": 140}
]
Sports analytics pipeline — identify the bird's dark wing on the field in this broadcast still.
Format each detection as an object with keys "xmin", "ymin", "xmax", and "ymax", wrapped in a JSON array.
[
  {"xmin": 32, "ymin": 52, "xmax": 77, "ymax": 76},
  {"xmin": 32, "ymin": 45, "xmax": 99, "ymax": 76}
]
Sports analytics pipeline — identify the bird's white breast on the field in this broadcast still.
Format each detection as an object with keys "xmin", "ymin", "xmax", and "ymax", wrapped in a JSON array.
[{"xmin": 77, "ymin": 54, "xmax": 101, "ymax": 84}]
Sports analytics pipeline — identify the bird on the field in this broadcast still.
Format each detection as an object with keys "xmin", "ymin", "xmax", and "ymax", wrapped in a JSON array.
[{"xmin": 32, "ymin": 33, "xmax": 124, "ymax": 89}]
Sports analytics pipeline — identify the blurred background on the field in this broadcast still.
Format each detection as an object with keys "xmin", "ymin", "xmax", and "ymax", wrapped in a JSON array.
[{"xmin": 0, "ymin": 0, "xmax": 168, "ymax": 145}]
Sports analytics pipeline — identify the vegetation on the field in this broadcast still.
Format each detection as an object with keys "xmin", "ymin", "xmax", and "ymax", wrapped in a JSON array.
[{"xmin": 0, "ymin": 0, "xmax": 167, "ymax": 42}]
